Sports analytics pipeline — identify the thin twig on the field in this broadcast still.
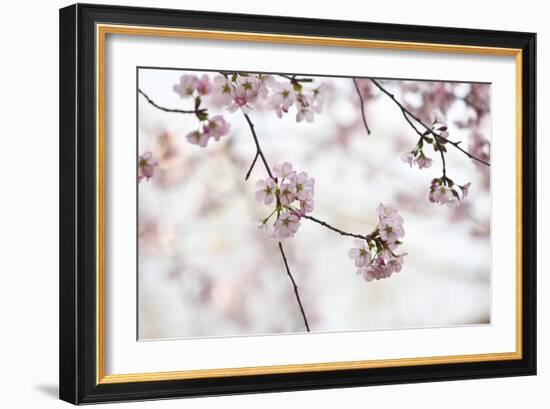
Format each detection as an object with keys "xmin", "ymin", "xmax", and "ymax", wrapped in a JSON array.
[
  {"xmin": 352, "ymin": 78, "xmax": 371, "ymax": 135},
  {"xmin": 370, "ymin": 79, "xmax": 491, "ymax": 167},
  {"xmin": 438, "ymin": 147, "xmax": 447, "ymax": 179},
  {"xmin": 138, "ymin": 89, "xmax": 206, "ymax": 115},
  {"xmin": 244, "ymin": 152, "xmax": 259, "ymax": 181},
  {"xmin": 278, "ymin": 242, "xmax": 310, "ymax": 332},
  {"xmin": 242, "ymin": 112, "xmax": 309, "ymax": 332},
  {"xmin": 302, "ymin": 214, "xmax": 373, "ymax": 242},
  {"xmin": 242, "ymin": 113, "xmax": 274, "ymax": 179}
]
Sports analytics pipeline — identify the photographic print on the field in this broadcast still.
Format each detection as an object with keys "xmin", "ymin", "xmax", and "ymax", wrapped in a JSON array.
[
  {"xmin": 137, "ymin": 68, "xmax": 491, "ymax": 340},
  {"xmin": 60, "ymin": 6, "xmax": 536, "ymax": 403}
]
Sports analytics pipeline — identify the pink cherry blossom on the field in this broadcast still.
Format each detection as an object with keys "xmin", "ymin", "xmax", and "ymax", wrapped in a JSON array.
[
  {"xmin": 273, "ymin": 162, "xmax": 294, "ymax": 179},
  {"xmin": 253, "ymin": 163, "xmax": 314, "ymax": 239},
  {"xmin": 296, "ymin": 94, "xmax": 315, "ymax": 123},
  {"xmin": 416, "ymin": 155, "xmax": 432, "ymax": 169},
  {"xmin": 401, "ymin": 151, "xmax": 432, "ymax": 169},
  {"xmin": 203, "ymin": 115, "xmax": 231, "ymax": 141},
  {"xmin": 350, "ymin": 203, "xmax": 406, "ymax": 282},
  {"xmin": 387, "ymin": 254, "xmax": 406, "ymax": 273},
  {"xmin": 255, "ymin": 74, "xmax": 275, "ymax": 99},
  {"xmin": 256, "ymin": 219, "xmax": 275, "ymax": 237},
  {"xmin": 236, "ymin": 75, "xmax": 260, "ymax": 101},
  {"xmin": 227, "ymin": 85, "xmax": 254, "ymax": 114},
  {"xmin": 299, "ymin": 195, "xmax": 314, "ymax": 214},
  {"xmin": 359, "ymin": 257, "xmax": 392, "ymax": 282},
  {"xmin": 278, "ymin": 182, "xmax": 296, "ymax": 205},
  {"xmin": 289, "ymin": 171, "xmax": 315, "ymax": 201},
  {"xmin": 430, "ymin": 112, "xmax": 450, "ymax": 139},
  {"xmin": 310, "ymin": 82, "xmax": 328, "ymax": 114},
  {"xmin": 211, "ymin": 75, "xmax": 234, "ymax": 106},
  {"xmin": 255, "ymin": 178, "xmax": 277, "ymax": 205},
  {"xmin": 430, "ymin": 183, "xmax": 452, "ymax": 204},
  {"xmin": 138, "ymin": 151, "xmax": 158, "ymax": 182},
  {"xmin": 401, "ymin": 152, "xmax": 415, "ymax": 167},
  {"xmin": 359, "ymin": 253, "xmax": 405, "ymax": 282},
  {"xmin": 379, "ymin": 215, "xmax": 405, "ymax": 243},
  {"xmin": 348, "ymin": 239, "xmax": 372, "ymax": 268},
  {"xmin": 173, "ymin": 74, "xmax": 198, "ymax": 98},
  {"xmin": 269, "ymin": 82, "xmax": 296, "ymax": 117},
  {"xmin": 185, "ymin": 130, "xmax": 209, "ymax": 148},
  {"xmin": 196, "ymin": 74, "xmax": 213, "ymax": 96},
  {"xmin": 377, "ymin": 203, "xmax": 399, "ymax": 220},
  {"xmin": 428, "ymin": 178, "xmax": 468, "ymax": 207},
  {"xmin": 273, "ymin": 212, "xmax": 301, "ymax": 239}
]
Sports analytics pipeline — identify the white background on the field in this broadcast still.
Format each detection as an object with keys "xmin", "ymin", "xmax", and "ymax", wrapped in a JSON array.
[{"xmin": 0, "ymin": 0, "xmax": 546, "ymax": 407}]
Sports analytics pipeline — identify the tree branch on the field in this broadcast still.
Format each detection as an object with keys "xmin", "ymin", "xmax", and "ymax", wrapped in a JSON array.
[
  {"xmin": 242, "ymin": 112, "xmax": 309, "ymax": 332},
  {"xmin": 242, "ymin": 113, "xmax": 275, "ymax": 179},
  {"xmin": 352, "ymin": 78, "xmax": 371, "ymax": 135},
  {"xmin": 302, "ymin": 214, "xmax": 373, "ymax": 242},
  {"xmin": 138, "ymin": 89, "xmax": 206, "ymax": 115},
  {"xmin": 278, "ymin": 242, "xmax": 310, "ymax": 332},
  {"xmin": 244, "ymin": 152, "xmax": 260, "ymax": 181},
  {"xmin": 370, "ymin": 79, "xmax": 491, "ymax": 167}
]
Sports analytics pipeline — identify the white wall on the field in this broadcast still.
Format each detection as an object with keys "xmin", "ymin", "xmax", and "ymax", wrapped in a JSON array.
[{"xmin": 1, "ymin": 0, "xmax": 546, "ymax": 407}]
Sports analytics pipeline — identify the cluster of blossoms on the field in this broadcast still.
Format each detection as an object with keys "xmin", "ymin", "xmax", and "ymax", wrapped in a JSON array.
[
  {"xmin": 348, "ymin": 204, "xmax": 406, "ymax": 282},
  {"xmin": 173, "ymin": 74, "xmax": 231, "ymax": 148},
  {"xmin": 402, "ymin": 150, "xmax": 432, "ymax": 169},
  {"xmin": 429, "ymin": 178, "xmax": 471, "ymax": 207},
  {"xmin": 138, "ymin": 151, "xmax": 158, "ymax": 182},
  {"xmin": 254, "ymin": 162, "xmax": 315, "ymax": 240},
  {"xmin": 401, "ymin": 113, "xmax": 472, "ymax": 207},
  {"xmin": 213, "ymin": 72, "xmax": 328, "ymax": 122},
  {"xmin": 401, "ymin": 114, "xmax": 449, "ymax": 170}
]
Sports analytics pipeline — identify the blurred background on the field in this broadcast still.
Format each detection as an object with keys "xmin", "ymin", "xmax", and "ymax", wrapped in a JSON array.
[{"xmin": 137, "ymin": 68, "xmax": 491, "ymax": 340}]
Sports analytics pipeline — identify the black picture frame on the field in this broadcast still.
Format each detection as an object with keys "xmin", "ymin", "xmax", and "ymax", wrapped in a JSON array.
[{"xmin": 59, "ymin": 3, "xmax": 536, "ymax": 404}]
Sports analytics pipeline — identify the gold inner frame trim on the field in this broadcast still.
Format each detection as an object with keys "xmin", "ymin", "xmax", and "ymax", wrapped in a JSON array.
[{"xmin": 96, "ymin": 23, "xmax": 523, "ymax": 385}]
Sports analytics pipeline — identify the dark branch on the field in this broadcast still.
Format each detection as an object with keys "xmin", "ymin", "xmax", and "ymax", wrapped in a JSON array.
[
  {"xmin": 438, "ymin": 147, "xmax": 447, "ymax": 179},
  {"xmin": 302, "ymin": 214, "xmax": 373, "ymax": 242},
  {"xmin": 278, "ymin": 242, "xmax": 310, "ymax": 332},
  {"xmin": 138, "ymin": 89, "xmax": 206, "ymax": 115},
  {"xmin": 242, "ymin": 113, "xmax": 274, "ymax": 179},
  {"xmin": 244, "ymin": 152, "xmax": 260, "ymax": 181},
  {"xmin": 352, "ymin": 78, "xmax": 371, "ymax": 135},
  {"xmin": 242, "ymin": 112, "xmax": 309, "ymax": 332},
  {"xmin": 369, "ymin": 79, "xmax": 491, "ymax": 167}
]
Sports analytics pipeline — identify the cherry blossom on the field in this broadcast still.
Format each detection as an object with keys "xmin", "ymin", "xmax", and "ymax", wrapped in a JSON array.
[
  {"xmin": 227, "ymin": 85, "xmax": 254, "ymax": 113},
  {"xmin": 273, "ymin": 162, "xmax": 294, "ymax": 179},
  {"xmin": 348, "ymin": 203, "xmax": 406, "ymax": 282},
  {"xmin": 429, "ymin": 178, "xmax": 470, "ymax": 207},
  {"xmin": 138, "ymin": 151, "xmax": 158, "ymax": 182},
  {"xmin": 348, "ymin": 239, "xmax": 372, "ymax": 268},
  {"xmin": 196, "ymin": 74, "xmax": 213, "ymax": 96},
  {"xmin": 253, "ymin": 162, "xmax": 315, "ymax": 240},
  {"xmin": 203, "ymin": 115, "xmax": 231, "ymax": 141},
  {"xmin": 379, "ymin": 214, "xmax": 405, "ymax": 243},
  {"xmin": 296, "ymin": 94, "xmax": 315, "ymax": 123},
  {"xmin": 173, "ymin": 74, "xmax": 198, "ymax": 98},
  {"xmin": 273, "ymin": 212, "xmax": 301, "ymax": 239},
  {"xmin": 185, "ymin": 130, "xmax": 209, "ymax": 148},
  {"xmin": 269, "ymin": 82, "xmax": 296, "ymax": 118},
  {"xmin": 289, "ymin": 171, "xmax": 315, "ymax": 201},
  {"xmin": 279, "ymin": 182, "xmax": 296, "ymax": 206},
  {"xmin": 211, "ymin": 75, "xmax": 234, "ymax": 106},
  {"xmin": 402, "ymin": 151, "xmax": 433, "ymax": 169},
  {"xmin": 255, "ymin": 178, "xmax": 277, "ymax": 205}
]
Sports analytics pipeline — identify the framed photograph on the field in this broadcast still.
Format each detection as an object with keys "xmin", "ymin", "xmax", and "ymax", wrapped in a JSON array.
[{"xmin": 59, "ymin": 3, "xmax": 536, "ymax": 404}]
